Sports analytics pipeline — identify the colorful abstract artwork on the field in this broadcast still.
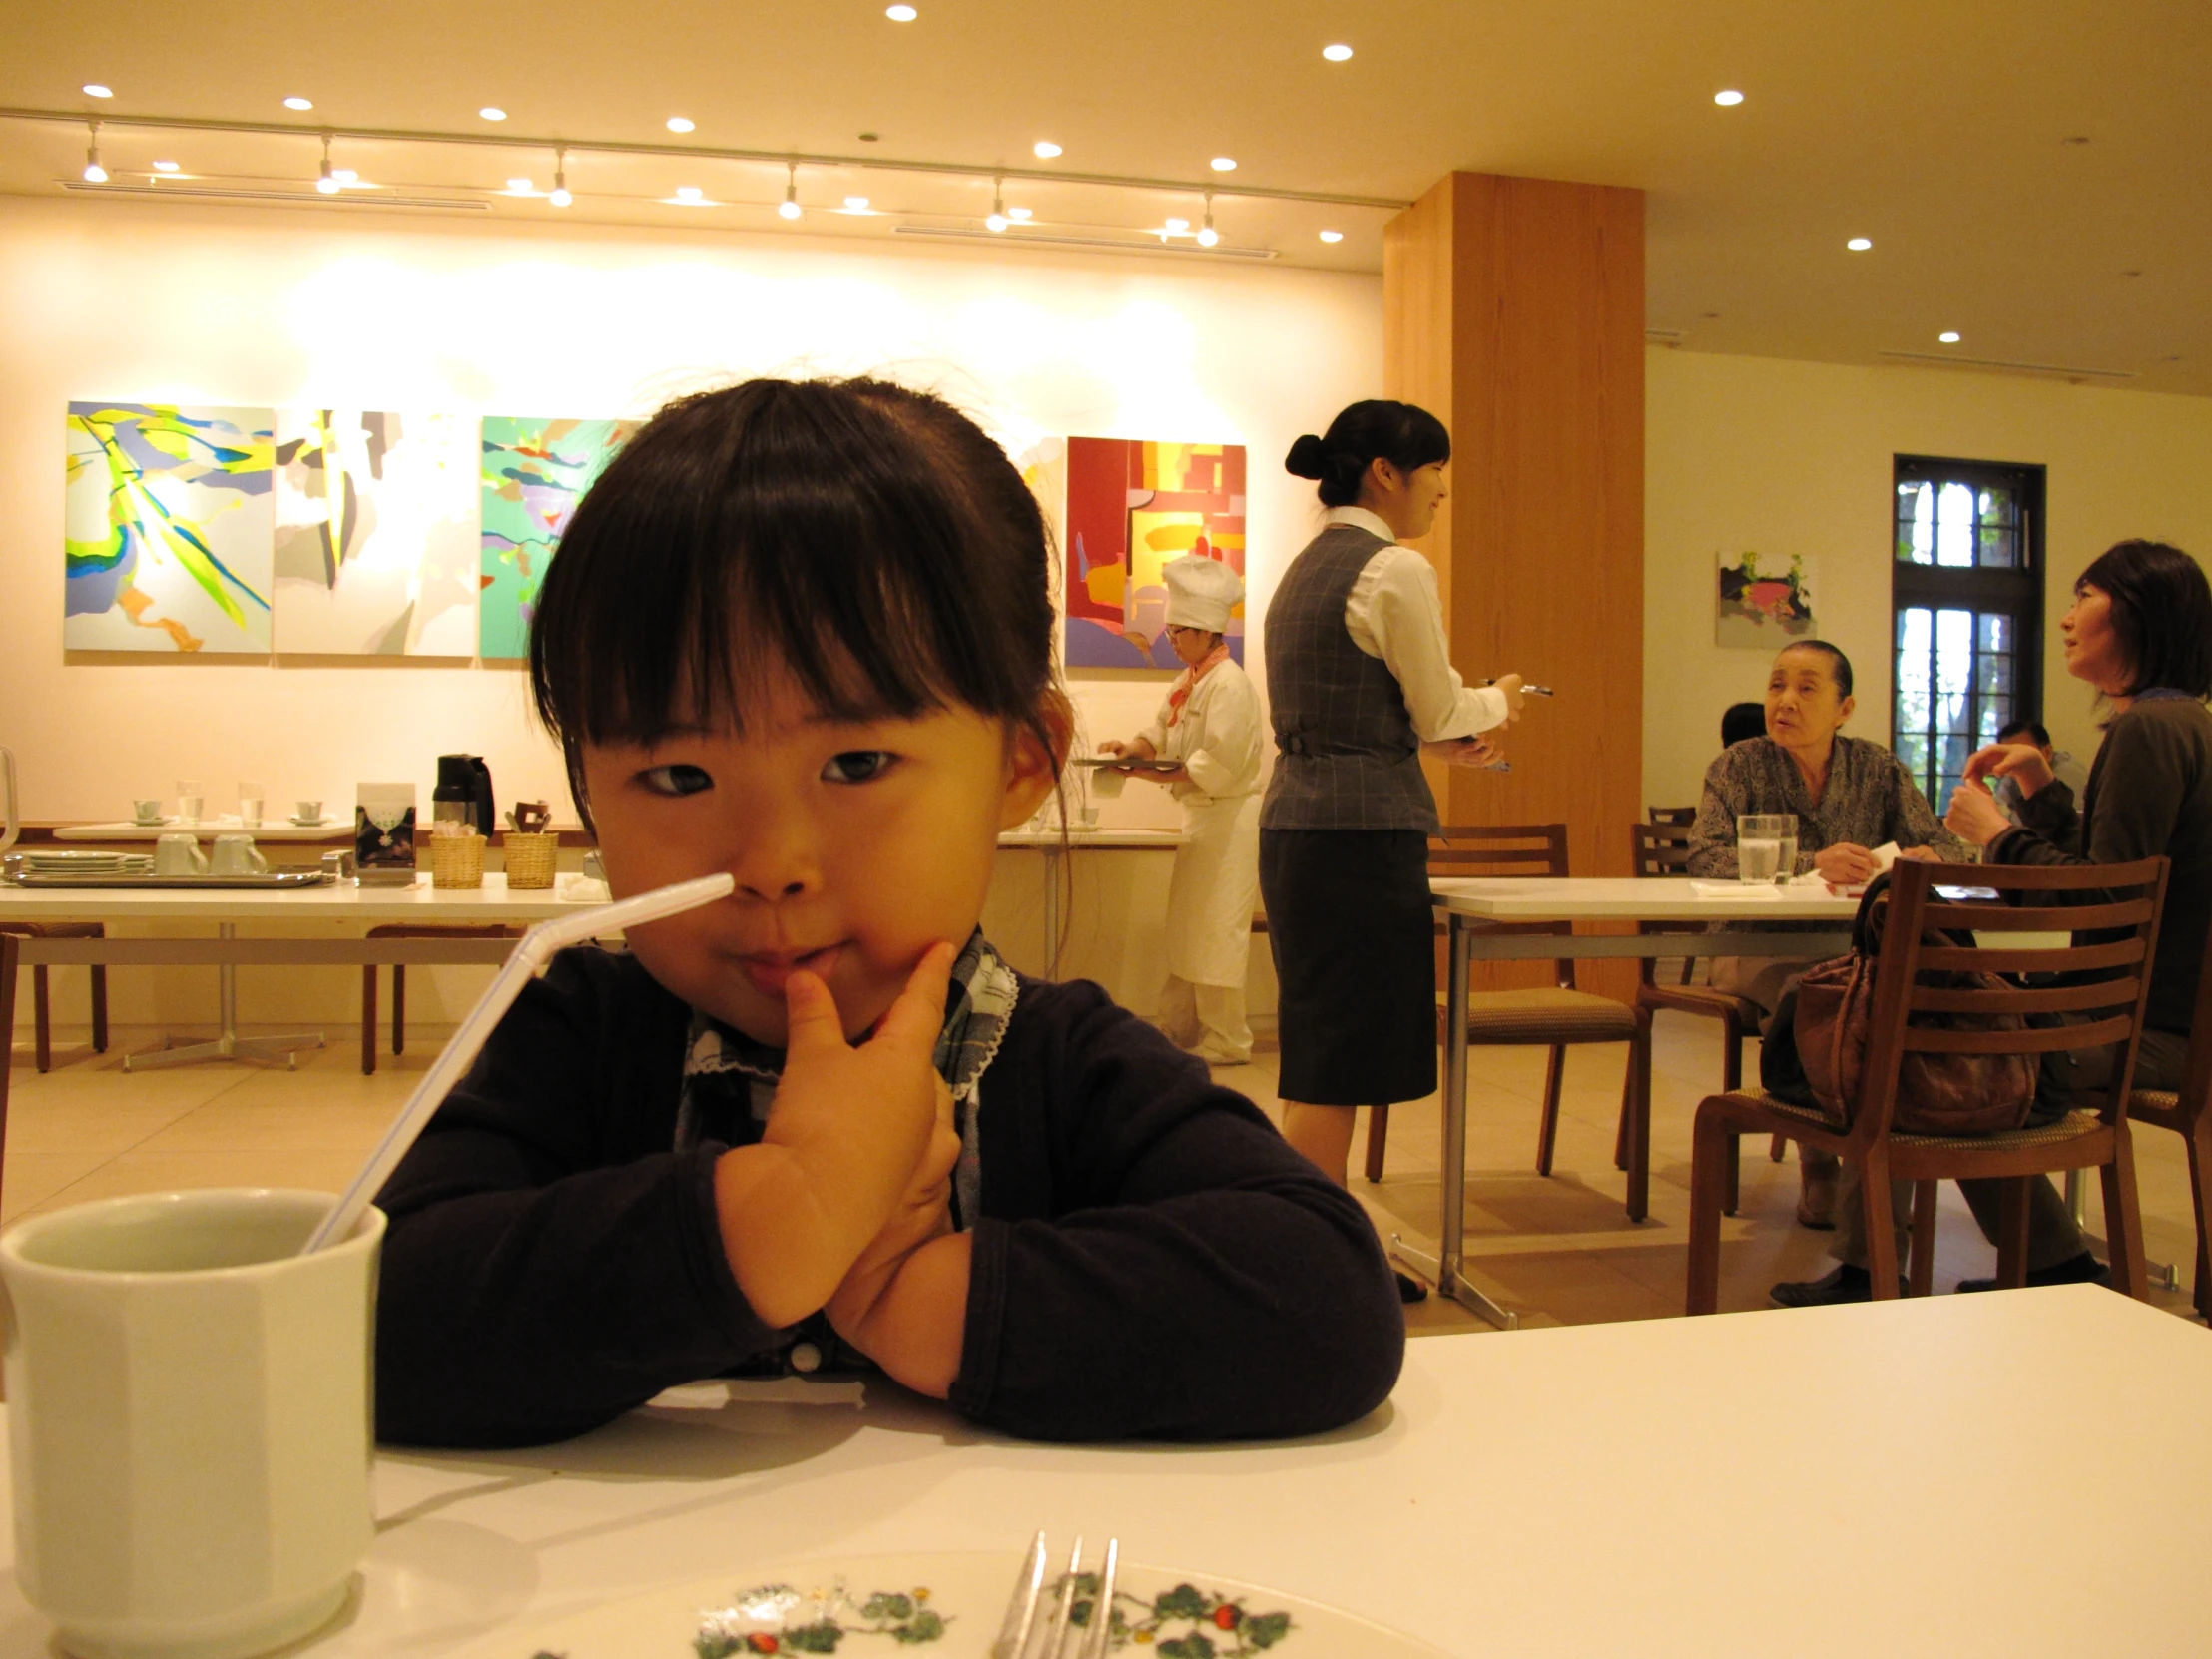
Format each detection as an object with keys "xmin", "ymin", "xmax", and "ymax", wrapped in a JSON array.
[
  {"xmin": 1716, "ymin": 551, "xmax": 1819, "ymax": 648},
  {"xmin": 65, "ymin": 402, "xmax": 276, "ymax": 653},
  {"xmin": 478, "ymin": 416, "xmax": 639, "ymax": 659},
  {"xmin": 1062, "ymin": 438, "xmax": 1246, "ymax": 670},
  {"xmin": 274, "ymin": 409, "xmax": 480, "ymax": 656}
]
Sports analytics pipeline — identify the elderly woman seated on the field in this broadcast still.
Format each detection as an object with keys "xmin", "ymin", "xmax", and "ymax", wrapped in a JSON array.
[{"xmin": 1687, "ymin": 640, "xmax": 1969, "ymax": 1227}]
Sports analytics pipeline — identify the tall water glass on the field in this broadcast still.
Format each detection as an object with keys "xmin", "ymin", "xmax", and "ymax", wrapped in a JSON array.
[{"xmin": 1737, "ymin": 814, "xmax": 1799, "ymax": 885}]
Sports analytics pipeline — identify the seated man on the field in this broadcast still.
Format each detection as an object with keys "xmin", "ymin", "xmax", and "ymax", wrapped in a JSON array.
[{"xmin": 1988, "ymin": 718, "xmax": 2089, "ymax": 821}]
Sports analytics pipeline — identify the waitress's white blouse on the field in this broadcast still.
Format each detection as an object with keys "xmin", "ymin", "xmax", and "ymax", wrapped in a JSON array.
[{"xmin": 1324, "ymin": 505, "xmax": 1510, "ymax": 742}]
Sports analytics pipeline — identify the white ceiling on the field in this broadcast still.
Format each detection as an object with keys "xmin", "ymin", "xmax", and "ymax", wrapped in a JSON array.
[{"xmin": 4, "ymin": 0, "xmax": 2208, "ymax": 393}]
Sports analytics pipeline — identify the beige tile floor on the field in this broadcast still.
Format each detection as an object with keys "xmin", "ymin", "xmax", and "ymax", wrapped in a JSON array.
[{"xmin": 5, "ymin": 1014, "xmax": 2205, "ymax": 1328}]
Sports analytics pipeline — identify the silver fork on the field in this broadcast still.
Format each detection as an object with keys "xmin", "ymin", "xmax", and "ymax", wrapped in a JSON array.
[{"xmin": 993, "ymin": 1530, "xmax": 1120, "ymax": 1659}]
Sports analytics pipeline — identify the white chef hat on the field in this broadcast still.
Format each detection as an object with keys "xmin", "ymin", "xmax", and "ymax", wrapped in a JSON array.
[{"xmin": 1162, "ymin": 554, "xmax": 1244, "ymax": 633}]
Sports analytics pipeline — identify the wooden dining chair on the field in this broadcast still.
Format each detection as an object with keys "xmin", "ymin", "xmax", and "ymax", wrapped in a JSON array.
[
  {"xmin": 1624, "ymin": 822, "xmax": 1786, "ymax": 1213},
  {"xmin": 2125, "ymin": 914, "xmax": 2212, "ymax": 1322},
  {"xmin": 1376, "ymin": 824, "xmax": 1650, "ymax": 1218},
  {"xmin": 1646, "ymin": 806, "xmax": 1700, "ymax": 987},
  {"xmin": 359, "ymin": 923, "xmax": 524, "ymax": 1074},
  {"xmin": 0, "ymin": 921, "xmax": 110, "ymax": 1072},
  {"xmin": 1686, "ymin": 855, "xmax": 2170, "ymax": 1313}
]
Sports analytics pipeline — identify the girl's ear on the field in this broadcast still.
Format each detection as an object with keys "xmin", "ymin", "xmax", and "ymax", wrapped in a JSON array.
[{"xmin": 999, "ymin": 690, "xmax": 1074, "ymax": 830}]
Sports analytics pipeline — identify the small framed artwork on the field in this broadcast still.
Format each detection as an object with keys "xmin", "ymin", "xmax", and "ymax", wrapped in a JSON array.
[{"xmin": 1716, "ymin": 551, "xmax": 1818, "ymax": 648}]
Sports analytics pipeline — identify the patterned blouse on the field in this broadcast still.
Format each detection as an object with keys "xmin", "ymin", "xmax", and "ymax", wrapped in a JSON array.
[{"xmin": 1687, "ymin": 734, "xmax": 1970, "ymax": 878}]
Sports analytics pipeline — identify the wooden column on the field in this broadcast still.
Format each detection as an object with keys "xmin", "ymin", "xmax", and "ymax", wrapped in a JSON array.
[{"xmin": 1385, "ymin": 172, "xmax": 1645, "ymax": 996}]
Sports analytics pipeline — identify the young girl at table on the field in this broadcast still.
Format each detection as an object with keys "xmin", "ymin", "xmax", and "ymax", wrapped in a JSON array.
[{"xmin": 372, "ymin": 378, "xmax": 1404, "ymax": 1448}]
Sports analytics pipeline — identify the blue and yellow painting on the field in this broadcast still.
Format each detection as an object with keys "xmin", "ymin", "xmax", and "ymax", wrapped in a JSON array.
[
  {"xmin": 478, "ymin": 415, "xmax": 639, "ymax": 659},
  {"xmin": 65, "ymin": 402, "xmax": 276, "ymax": 653}
]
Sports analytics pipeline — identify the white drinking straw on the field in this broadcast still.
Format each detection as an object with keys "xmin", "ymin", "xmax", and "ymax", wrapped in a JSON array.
[{"xmin": 299, "ymin": 871, "xmax": 736, "ymax": 1254}]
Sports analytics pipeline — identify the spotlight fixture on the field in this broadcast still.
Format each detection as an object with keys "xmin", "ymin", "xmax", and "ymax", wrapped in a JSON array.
[
  {"xmin": 1847, "ymin": 237, "xmax": 1873, "ymax": 251},
  {"xmin": 1209, "ymin": 156, "xmax": 1237, "ymax": 172},
  {"xmin": 330, "ymin": 167, "xmax": 358, "ymax": 183},
  {"xmin": 779, "ymin": 163, "xmax": 803, "ymax": 220},
  {"xmin": 886, "ymin": 4, "xmax": 918, "ymax": 17},
  {"xmin": 1163, "ymin": 217, "xmax": 1189, "ymax": 234},
  {"xmin": 315, "ymin": 135, "xmax": 341, "ymax": 194},
  {"xmin": 1938, "ymin": 331, "xmax": 1961, "ymax": 343},
  {"xmin": 549, "ymin": 146, "xmax": 572, "ymax": 207},
  {"xmin": 1322, "ymin": 44, "xmax": 1353, "ymax": 61},
  {"xmin": 81, "ymin": 121, "xmax": 106, "ymax": 184},
  {"xmin": 153, "ymin": 159, "xmax": 181, "ymax": 173},
  {"xmin": 1033, "ymin": 140, "xmax": 1062, "ymax": 159},
  {"xmin": 83, "ymin": 84, "xmax": 114, "ymax": 99},
  {"xmin": 505, "ymin": 177, "xmax": 533, "ymax": 192},
  {"xmin": 283, "ymin": 95, "xmax": 313, "ymax": 111},
  {"xmin": 1006, "ymin": 206, "xmax": 1032, "ymax": 220},
  {"xmin": 1318, "ymin": 229, "xmax": 1343, "ymax": 243},
  {"xmin": 666, "ymin": 116, "xmax": 695, "ymax": 134},
  {"xmin": 1196, "ymin": 194, "xmax": 1219, "ymax": 247},
  {"xmin": 985, "ymin": 176, "xmax": 1009, "ymax": 233},
  {"xmin": 1713, "ymin": 89, "xmax": 1745, "ymax": 106},
  {"xmin": 479, "ymin": 107, "xmax": 507, "ymax": 122}
]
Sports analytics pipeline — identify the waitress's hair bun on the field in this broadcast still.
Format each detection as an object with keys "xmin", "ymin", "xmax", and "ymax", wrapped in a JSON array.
[
  {"xmin": 1284, "ymin": 434, "xmax": 1329, "ymax": 479},
  {"xmin": 1289, "ymin": 400, "xmax": 1451, "ymax": 508}
]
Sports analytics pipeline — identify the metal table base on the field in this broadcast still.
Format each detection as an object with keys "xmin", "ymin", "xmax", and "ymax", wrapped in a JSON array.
[{"xmin": 123, "ymin": 923, "xmax": 325, "ymax": 1071}]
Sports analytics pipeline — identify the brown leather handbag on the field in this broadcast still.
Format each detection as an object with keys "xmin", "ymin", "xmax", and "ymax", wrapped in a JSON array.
[{"xmin": 1790, "ymin": 876, "xmax": 2037, "ymax": 1136}]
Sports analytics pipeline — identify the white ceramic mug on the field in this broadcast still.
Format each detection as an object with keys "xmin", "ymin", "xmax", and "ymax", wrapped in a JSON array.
[
  {"xmin": 153, "ymin": 832, "xmax": 209, "ymax": 876},
  {"xmin": 132, "ymin": 798, "xmax": 163, "ymax": 826},
  {"xmin": 0, "ymin": 1190, "xmax": 384, "ymax": 1659},
  {"xmin": 209, "ymin": 833, "xmax": 269, "ymax": 876}
]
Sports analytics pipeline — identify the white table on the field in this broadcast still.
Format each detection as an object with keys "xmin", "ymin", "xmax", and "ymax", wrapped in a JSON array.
[
  {"xmin": 1428, "ymin": 877, "xmax": 1859, "ymax": 1328},
  {"xmin": 54, "ymin": 818, "xmax": 358, "ymax": 843},
  {"xmin": 0, "ymin": 1287, "xmax": 2200, "ymax": 1657},
  {"xmin": 996, "ymin": 828, "xmax": 1184, "ymax": 966}
]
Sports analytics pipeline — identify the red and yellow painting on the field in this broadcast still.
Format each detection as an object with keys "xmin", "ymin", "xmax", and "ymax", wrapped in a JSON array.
[{"xmin": 1063, "ymin": 437, "xmax": 1246, "ymax": 669}]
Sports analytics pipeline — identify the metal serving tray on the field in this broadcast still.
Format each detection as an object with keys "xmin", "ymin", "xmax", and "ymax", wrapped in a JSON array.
[{"xmin": 2, "ymin": 858, "xmax": 330, "ymax": 890}]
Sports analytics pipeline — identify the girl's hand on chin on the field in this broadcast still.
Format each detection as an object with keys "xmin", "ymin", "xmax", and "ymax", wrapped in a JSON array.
[{"xmin": 713, "ymin": 942, "xmax": 955, "ymax": 1328}]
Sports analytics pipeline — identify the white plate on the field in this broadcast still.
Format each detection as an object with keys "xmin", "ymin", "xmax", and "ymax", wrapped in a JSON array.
[{"xmin": 449, "ymin": 1549, "xmax": 1453, "ymax": 1659}]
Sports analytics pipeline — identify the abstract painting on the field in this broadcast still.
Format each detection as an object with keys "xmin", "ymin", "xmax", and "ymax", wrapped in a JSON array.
[
  {"xmin": 478, "ymin": 416, "xmax": 640, "ymax": 659},
  {"xmin": 1062, "ymin": 437, "xmax": 1246, "ymax": 670},
  {"xmin": 1716, "ymin": 550, "xmax": 1819, "ymax": 648},
  {"xmin": 274, "ymin": 409, "xmax": 480, "ymax": 656},
  {"xmin": 65, "ymin": 402, "xmax": 276, "ymax": 653}
]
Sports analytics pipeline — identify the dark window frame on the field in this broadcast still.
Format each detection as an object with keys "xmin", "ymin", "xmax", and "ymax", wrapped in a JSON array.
[{"xmin": 1890, "ymin": 454, "xmax": 2047, "ymax": 810}]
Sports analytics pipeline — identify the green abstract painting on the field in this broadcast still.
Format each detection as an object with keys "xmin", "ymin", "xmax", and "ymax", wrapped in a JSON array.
[
  {"xmin": 478, "ymin": 415, "xmax": 638, "ymax": 659},
  {"xmin": 65, "ymin": 402, "xmax": 276, "ymax": 653}
]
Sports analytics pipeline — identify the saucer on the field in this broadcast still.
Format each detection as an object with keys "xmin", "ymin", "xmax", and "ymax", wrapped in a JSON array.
[{"xmin": 289, "ymin": 816, "xmax": 330, "ymax": 827}]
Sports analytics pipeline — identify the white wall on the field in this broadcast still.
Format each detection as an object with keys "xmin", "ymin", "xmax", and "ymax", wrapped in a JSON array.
[{"xmin": 1644, "ymin": 347, "xmax": 2212, "ymax": 811}]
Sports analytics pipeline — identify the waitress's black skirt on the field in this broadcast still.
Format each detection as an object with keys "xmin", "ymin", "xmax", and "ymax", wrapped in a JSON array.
[{"xmin": 1260, "ymin": 828, "xmax": 1436, "ymax": 1106}]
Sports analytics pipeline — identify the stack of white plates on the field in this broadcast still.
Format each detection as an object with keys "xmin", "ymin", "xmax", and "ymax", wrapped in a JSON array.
[{"xmin": 19, "ymin": 850, "xmax": 157, "ymax": 875}]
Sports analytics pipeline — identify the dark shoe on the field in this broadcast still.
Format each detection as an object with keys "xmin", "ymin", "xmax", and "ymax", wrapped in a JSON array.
[
  {"xmin": 1393, "ymin": 1270, "xmax": 1428, "ymax": 1305},
  {"xmin": 1795, "ymin": 1165, "xmax": 1838, "ymax": 1230},
  {"xmin": 1768, "ymin": 1263, "xmax": 1901, "ymax": 1308},
  {"xmin": 1955, "ymin": 1252, "xmax": 2111, "ymax": 1294}
]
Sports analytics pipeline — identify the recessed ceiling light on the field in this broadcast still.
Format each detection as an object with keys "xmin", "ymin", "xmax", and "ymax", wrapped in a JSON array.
[
  {"xmin": 1938, "ymin": 331, "xmax": 1961, "ymax": 343},
  {"xmin": 1006, "ymin": 206, "xmax": 1032, "ymax": 220},
  {"xmin": 1033, "ymin": 140, "xmax": 1062, "ymax": 159},
  {"xmin": 666, "ymin": 116, "xmax": 695, "ymax": 133},
  {"xmin": 1714, "ymin": 89, "xmax": 1744, "ymax": 106},
  {"xmin": 1322, "ymin": 43, "xmax": 1353, "ymax": 61},
  {"xmin": 479, "ymin": 107, "xmax": 507, "ymax": 122},
  {"xmin": 506, "ymin": 177, "xmax": 533, "ymax": 192},
  {"xmin": 83, "ymin": 84, "xmax": 113, "ymax": 99},
  {"xmin": 283, "ymin": 96, "xmax": 313, "ymax": 111},
  {"xmin": 1164, "ymin": 217, "xmax": 1190, "ymax": 233},
  {"xmin": 1209, "ymin": 156, "xmax": 1237, "ymax": 172},
  {"xmin": 153, "ymin": 159, "xmax": 180, "ymax": 173},
  {"xmin": 330, "ymin": 167, "xmax": 358, "ymax": 183},
  {"xmin": 886, "ymin": 3, "xmax": 917, "ymax": 18},
  {"xmin": 1319, "ymin": 229, "xmax": 1343, "ymax": 243},
  {"xmin": 674, "ymin": 185, "xmax": 704, "ymax": 202},
  {"xmin": 1847, "ymin": 237, "xmax": 1872, "ymax": 252},
  {"xmin": 858, "ymin": 131, "xmax": 880, "ymax": 143},
  {"xmin": 843, "ymin": 195, "xmax": 870, "ymax": 210}
]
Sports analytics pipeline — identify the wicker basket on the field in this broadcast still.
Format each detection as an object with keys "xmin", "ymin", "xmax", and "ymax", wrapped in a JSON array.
[
  {"xmin": 501, "ymin": 830, "xmax": 559, "ymax": 890},
  {"xmin": 428, "ymin": 831, "xmax": 486, "ymax": 889}
]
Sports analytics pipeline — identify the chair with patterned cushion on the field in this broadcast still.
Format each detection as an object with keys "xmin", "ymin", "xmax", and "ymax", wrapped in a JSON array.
[
  {"xmin": 1364, "ymin": 824, "xmax": 1649, "ymax": 1220},
  {"xmin": 1686, "ymin": 856, "xmax": 2169, "ymax": 1312},
  {"xmin": 2125, "ymin": 912, "xmax": 2212, "ymax": 1321},
  {"xmin": 0, "ymin": 921, "xmax": 110, "ymax": 1072},
  {"xmin": 360, "ymin": 924, "xmax": 524, "ymax": 1074}
]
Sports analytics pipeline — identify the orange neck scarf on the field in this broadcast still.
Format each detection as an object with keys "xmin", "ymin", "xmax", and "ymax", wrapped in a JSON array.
[{"xmin": 1165, "ymin": 643, "xmax": 1230, "ymax": 727}]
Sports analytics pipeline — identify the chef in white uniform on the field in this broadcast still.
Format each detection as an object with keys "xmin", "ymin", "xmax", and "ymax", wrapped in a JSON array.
[{"xmin": 1099, "ymin": 554, "xmax": 1263, "ymax": 1065}]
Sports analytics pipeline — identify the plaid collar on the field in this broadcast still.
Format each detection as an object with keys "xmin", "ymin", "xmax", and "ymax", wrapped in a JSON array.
[{"xmin": 675, "ymin": 929, "xmax": 1018, "ymax": 1229}]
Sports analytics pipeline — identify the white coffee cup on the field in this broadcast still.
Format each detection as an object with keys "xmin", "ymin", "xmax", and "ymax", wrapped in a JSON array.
[
  {"xmin": 132, "ymin": 798, "xmax": 163, "ymax": 826},
  {"xmin": 209, "ymin": 834, "xmax": 269, "ymax": 876},
  {"xmin": 295, "ymin": 799, "xmax": 322, "ymax": 824},
  {"xmin": 0, "ymin": 1190, "xmax": 383, "ymax": 1659},
  {"xmin": 153, "ymin": 832, "xmax": 209, "ymax": 876}
]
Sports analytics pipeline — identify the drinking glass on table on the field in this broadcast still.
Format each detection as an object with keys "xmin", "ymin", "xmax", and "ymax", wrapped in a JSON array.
[
  {"xmin": 1737, "ymin": 813, "xmax": 1799, "ymax": 885},
  {"xmin": 176, "ymin": 780, "xmax": 204, "ymax": 825},
  {"xmin": 238, "ymin": 781, "xmax": 265, "ymax": 829}
]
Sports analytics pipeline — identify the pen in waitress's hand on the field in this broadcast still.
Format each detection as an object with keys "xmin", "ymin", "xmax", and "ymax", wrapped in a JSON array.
[{"xmin": 1479, "ymin": 679, "xmax": 1553, "ymax": 696}]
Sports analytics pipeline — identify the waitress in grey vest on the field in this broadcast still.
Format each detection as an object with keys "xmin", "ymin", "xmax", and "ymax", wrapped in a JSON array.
[{"xmin": 1262, "ymin": 400, "xmax": 1525, "ymax": 1300}]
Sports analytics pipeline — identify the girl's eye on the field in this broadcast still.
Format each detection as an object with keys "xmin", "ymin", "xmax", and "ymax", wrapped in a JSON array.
[
  {"xmin": 639, "ymin": 764, "xmax": 713, "ymax": 798},
  {"xmin": 822, "ymin": 750, "xmax": 897, "ymax": 784}
]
